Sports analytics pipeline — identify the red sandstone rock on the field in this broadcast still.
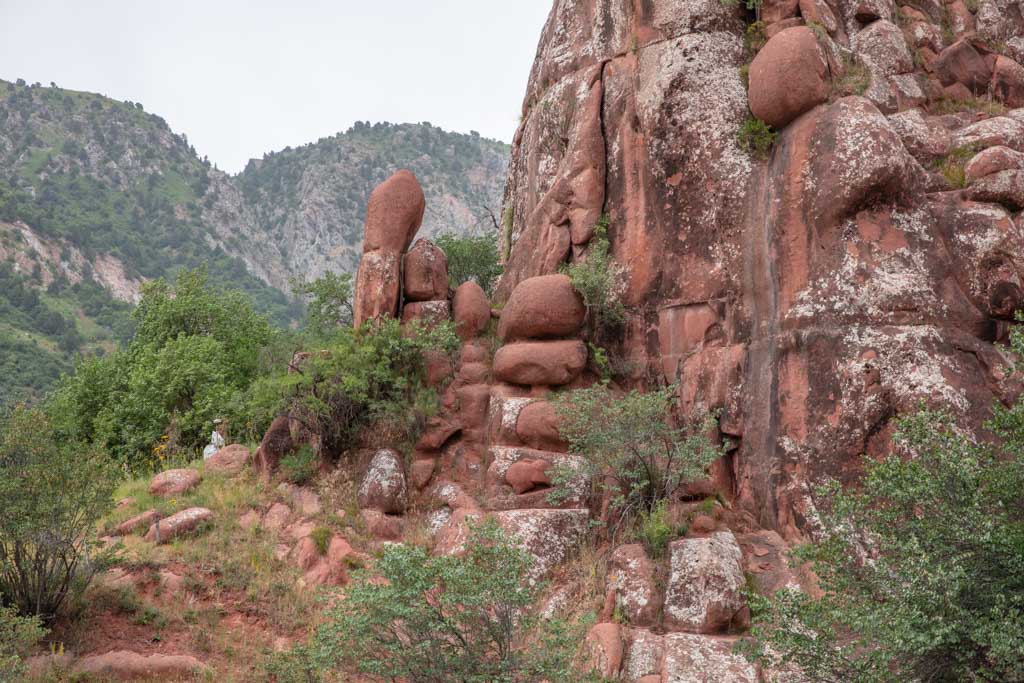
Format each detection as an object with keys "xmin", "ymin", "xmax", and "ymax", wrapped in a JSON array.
[
  {"xmin": 362, "ymin": 170, "xmax": 425, "ymax": 253},
  {"xmin": 403, "ymin": 239, "xmax": 449, "ymax": 301},
  {"xmin": 800, "ymin": 0, "xmax": 838, "ymax": 32},
  {"xmin": 765, "ymin": 17, "xmax": 804, "ymax": 39},
  {"xmin": 497, "ymin": 274, "xmax": 586, "ymax": 341},
  {"xmin": 455, "ymin": 384, "xmax": 491, "ymax": 431},
  {"xmin": 933, "ymin": 40, "xmax": 992, "ymax": 93},
  {"xmin": 115, "ymin": 509, "xmax": 159, "ymax": 536},
  {"xmin": 608, "ymin": 544, "xmax": 660, "ymax": 627},
  {"xmin": 662, "ymin": 634, "xmax": 757, "ymax": 682},
  {"xmin": 494, "ymin": 508, "xmax": 588, "ymax": 581},
  {"xmin": 504, "ymin": 458, "xmax": 552, "ymax": 494},
  {"xmin": 515, "ymin": 400, "xmax": 568, "ymax": 451},
  {"xmin": 585, "ymin": 622, "xmax": 624, "ymax": 679},
  {"xmin": 422, "ymin": 349, "xmax": 454, "ymax": 387},
  {"xmin": 149, "ymin": 469, "xmax": 201, "ymax": 497},
  {"xmin": 144, "ymin": 507, "xmax": 213, "ymax": 544},
  {"xmin": 663, "ymin": 531, "xmax": 746, "ymax": 633},
  {"xmin": 204, "ymin": 444, "xmax": 250, "ymax": 475},
  {"xmin": 748, "ymin": 27, "xmax": 830, "ymax": 129},
  {"xmin": 254, "ymin": 415, "xmax": 293, "ymax": 478},
  {"xmin": 294, "ymin": 534, "xmax": 353, "ymax": 586},
  {"xmin": 452, "ymin": 281, "xmax": 491, "ymax": 340},
  {"xmin": 353, "ymin": 249, "xmax": 402, "ymax": 327},
  {"xmin": 966, "ymin": 146, "xmax": 1024, "ymax": 181},
  {"xmin": 966, "ymin": 169, "xmax": 1024, "ymax": 210},
  {"xmin": 853, "ymin": 20, "xmax": 914, "ymax": 76},
  {"xmin": 992, "ymin": 55, "xmax": 1024, "ymax": 108},
  {"xmin": 401, "ymin": 300, "xmax": 450, "ymax": 329},
  {"xmin": 492, "ymin": 340, "xmax": 587, "ymax": 386},
  {"xmin": 361, "ymin": 509, "xmax": 403, "ymax": 541},
  {"xmin": 408, "ymin": 457, "xmax": 437, "ymax": 491},
  {"xmin": 357, "ymin": 449, "xmax": 408, "ymax": 514}
]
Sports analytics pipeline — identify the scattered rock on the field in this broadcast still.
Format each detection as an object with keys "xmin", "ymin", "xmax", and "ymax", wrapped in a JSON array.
[
  {"xmin": 262, "ymin": 502, "xmax": 291, "ymax": 531},
  {"xmin": 73, "ymin": 650, "xmax": 208, "ymax": 680},
  {"xmin": 115, "ymin": 509, "xmax": 160, "ymax": 536},
  {"xmin": 148, "ymin": 469, "xmax": 201, "ymax": 497},
  {"xmin": 279, "ymin": 483, "xmax": 322, "ymax": 517},
  {"xmin": 663, "ymin": 531, "xmax": 746, "ymax": 633},
  {"xmin": 143, "ymin": 507, "xmax": 214, "ymax": 544},
  {"xmin": 497, "ymin": 274, "xmax": 586, "ymax": 341},
  {"xmin": 238, "ymin": 509, "xmax": 260, "ymax": 531},
  {"xmin": 204, "ymin": 444, "xmax": 250, "ymax": 475},
  {"xmin": 748, "ymin": 26, "xmax": 830, "ymax": 129},
  {"xmin": 294, "ymin": 534, "xmax": 354, "ymax": 586},
  {"xmin": 361, "ymin": 509, "xmax": 403, "ymax": 541},
  {"xmin": 493, "ymin": 340, "xmax": 588, "ymax": 386},
  {"xmin": 357, "ymin": 448, "xmax": 408, "ymax": 514}
]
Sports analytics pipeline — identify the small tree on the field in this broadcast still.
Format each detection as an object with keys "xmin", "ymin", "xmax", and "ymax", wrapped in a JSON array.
[
  {"xmin": 0, "ymin": 407, "xmax": 117, "ymax": 620},
  {"xmin": 281, "ymin": 520, "xmax": 587, "ymax": 682},
  {"xmin": 435, "ymin": 231, "xmax": 503, "ymax": 295},
  {"xmin": 0, "ymin": 605, "xmax": 44, "ymax": 683},
  {"xmin": 745, "ymin": 409, "xmax": 1024, "ymax": 682},
  {"xmin": 562, "ymin": 217, "xmax": 625, "ymax": 346},
  {"xmin": 553, "ymin": 384, "xmax": 720, "ymax": 536},
  {"xmin": 291, "ymin": 271, "xmax": 353, "ymax": 336}
]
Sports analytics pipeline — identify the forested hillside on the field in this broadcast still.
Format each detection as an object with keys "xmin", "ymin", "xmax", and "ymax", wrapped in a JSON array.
[{"xmin": 0, "ymin": 78, "xmax": 508, "ymax": 403}]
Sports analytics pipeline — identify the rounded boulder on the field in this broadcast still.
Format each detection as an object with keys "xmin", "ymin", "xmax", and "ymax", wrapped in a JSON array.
[
  {"xmin": 748, "ymin": 26, "xmax": 830, "ymax": 130},
  {"xmin": 497, "ymin": 274, "xmax": 586, "ymax": 341},
  {"xmin": 404, "ymin": 239, "xmax": 449, "ymax": 301},
  {"xmin": 357, "ymin": 448, "xmax": 408, "ymax": 514},
  {"xmin": 493, "ymin": 340, "xmax": 588, "ymax": 386},
  {"xmin": 149, "ymin": 468, "xmax": 201, "ymax": 497},
  {"xmin": 452, "ymin": 281, "xmax": 491, "ymax": 340},
  {"xmin": 362, "ymin": 170, "xmax": 426, "ymax": 253}
]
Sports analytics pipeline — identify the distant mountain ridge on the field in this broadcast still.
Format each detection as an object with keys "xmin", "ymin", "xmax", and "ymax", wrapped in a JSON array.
[{"xmin": 0, "ymin": 78, "xmax": 509, "ymax": 402}]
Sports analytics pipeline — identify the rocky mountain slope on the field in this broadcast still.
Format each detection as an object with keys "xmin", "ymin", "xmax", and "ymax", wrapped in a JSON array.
[{"xmin": 0, "ymin": 79, "xmax": 508, "ymax": 402}]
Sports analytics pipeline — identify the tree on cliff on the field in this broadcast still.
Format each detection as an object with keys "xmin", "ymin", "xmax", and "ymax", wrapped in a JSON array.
[{"xmin": 746, "ymin": 404, "xmax": 1024, "ymax": 682}]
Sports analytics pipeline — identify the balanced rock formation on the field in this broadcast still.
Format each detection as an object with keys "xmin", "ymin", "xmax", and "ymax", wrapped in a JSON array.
[
  {"xmin": 353, "ymin": 170, "xmax": 426, "ymax": 326},
  {"xmin": 748, "ymin": 26, "xmax": 830, "ymax": 129}
]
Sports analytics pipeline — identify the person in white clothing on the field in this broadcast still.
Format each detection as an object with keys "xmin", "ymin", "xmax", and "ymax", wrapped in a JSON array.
[{"xmin": 202, "ymin": 419, "xmax": 226, "ymax": 459}]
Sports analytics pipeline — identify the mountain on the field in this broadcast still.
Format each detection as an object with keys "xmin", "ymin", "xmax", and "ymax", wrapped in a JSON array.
[{"xmin": 0, "ymin": 78, "xmax": 509, "ymax": 402}]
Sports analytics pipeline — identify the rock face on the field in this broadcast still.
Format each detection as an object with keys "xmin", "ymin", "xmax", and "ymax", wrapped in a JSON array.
[{"xmin": 500, "ymin": 0, "xmax": 1024, "ymax": 544}]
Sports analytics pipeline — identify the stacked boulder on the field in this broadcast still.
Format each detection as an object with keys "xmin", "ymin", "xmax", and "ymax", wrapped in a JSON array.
[{"xmin": 352, "ymin": 170, "xmax": 426, "ymax": 327}]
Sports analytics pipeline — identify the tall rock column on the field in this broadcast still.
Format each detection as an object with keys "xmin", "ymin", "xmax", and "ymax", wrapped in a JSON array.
[{"xmin": 352, "ymin": 170, "xmax": 426, "ymax": 327}]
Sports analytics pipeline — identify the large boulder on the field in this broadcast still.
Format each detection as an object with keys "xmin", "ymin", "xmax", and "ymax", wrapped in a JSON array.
[
  {"xmin": 992, "ymin": 56, "xmax": 1024, "ymax": 108},
  {"xmin": 487, "ymin": 446, "xmax": 590, "ymax": 508},
  {"xmin": 748, "ymin": 26, "xmax": 830, "ymax": 129},
  {"xmin": 452, "ymin": 281, "xmax": 491, "ymax": 340},
  {"xmin": 608, "ymin": 544, "xmax": 660, "ymax": 627},
  {"xmin": 149, "ymin": 469, "xmax": 201, "ymax": 497},
  {"xmin": 74, "ymin": 651, "xmax": 208, "ymax": 680},
  {"xmin": 663, "ymin": 531, "xmax": 746, "ymax": 633},
  {"xmin": 515, "ymin": 400, "xmax": 569, "ymax": 451},
  {"xmin": 493, "ymin": 340, "xmax": 588, "ymax": 386},
  {"xmin": 401, "ymin": 300, "xmax": 451, "ymax": 329},
  {"xmin": 497, "ymin": 274, "xmax": 586, "ymax": 341},
  {"xmin": 493, "ymin": 508, "xmax": 589, "ymax": 581},
  {"xmin": 584, "ymin": 622, "xmax": 624, "ymax": 679},
  {"xmin": 115, "ymin": 509, "xmax": 160, "ymax": 537},
  {"xmin": 965, "ymin": 146, "xmax": 1024, "ymax": 181},
  {"xmin": 254, "ymin": 415, "xmax": 293, "ymax": 477},
  {"xmin": 353, "ymin": 249, "xmax": 402, "ymax": 327},
  {"xmin": 966, "ymin": 169, "xmax": 1024, "ymax": 210},
  {"xmin": 404, "ymin": 239, "xmax": 449, "ymax": 302},
  {"xmin": 933, "ymin": 40, "xmax": 993, "ymax": 93},
  {"xmin": 362, "ymin": 170, "xmax": 425, "ymax": 253},
  {"xmin": 357, "ymin": 448, "xmax": 408, "ymax": 514},
  {"xmin": 852, "ymin": 20, "xmax": 913, "ymax": 76},
  {"xmin": 204, "ymin": 444, "xmax": 250, "ymax": 475},
  {"xmin": 662, "ymin": 634, "xmax": 758, "ymax": 682},
  {"xmin": 143, "ymin": 507, "xmax": 213, "ymax": 544}
]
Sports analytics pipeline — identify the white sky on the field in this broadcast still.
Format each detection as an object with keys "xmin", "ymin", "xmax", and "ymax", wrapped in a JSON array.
[{"xmin": 0, "ymin": 0, "xmax": 552, "ymax": 172}]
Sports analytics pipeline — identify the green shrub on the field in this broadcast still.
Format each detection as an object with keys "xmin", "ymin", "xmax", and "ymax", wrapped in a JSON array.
[
  {"xmin": 745, "ymin": 409, "xmax": 1024, "ymax": 682},
  {"xmin": 637, "ymin": 499, "xmax": 685, "ymax": 558},
  {"xmin": 435, "ymin": 231, "xmax": 504, "ymax": 296},
  {"xmin": 563, "ymin": 216, "xmax": 626, "ymax": 346},
  {"xmin": 935, "ymin": 144, "xmax": 979, "ymax": 189},
  {"xmin": 280, "ymin": 445, "xmax": 318, "ymax": 485},
  {"xmin": 291, "ymin": 271, "xmax": 353, "ymax": 337},
  {"xmin": 0, "ymin": 407, "xmax": 117, "ymax": 620},
  {"xmin": 553, "ymin": 384, "xmax": 720, "ymax": 538},
  {"xmin": 310, "ymin": 526, "xmax": 332, "ymax": 556},
  {"xmin": 737, "ymin": 116, "xmax": 777, "ymax": 159},
  {"xmin": 0, "ymin": 604, "xmax": 44, "ymax": 683},
  {"xmin": 285, "ymin": 520, "xmax": 592, "ymax": 682},
  {"xmin": 744, "ymin": 21, "xmax": 767, "ymax": 53}
]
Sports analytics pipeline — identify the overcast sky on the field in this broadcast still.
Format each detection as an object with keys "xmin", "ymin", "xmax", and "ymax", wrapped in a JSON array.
[{"xmin": 0, "ymin": 0, "xmax": 551, "ymax": 172}]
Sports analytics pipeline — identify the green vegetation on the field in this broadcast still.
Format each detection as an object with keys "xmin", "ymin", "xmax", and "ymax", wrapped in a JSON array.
[
  {"xmin": 291, "ymin": 271, "xmax": 353, "ymax": 337},
  {"xmin": 720, "ymin": 0, "xmax": 763, "ymax": 21},
  {"xmin": 280, "ymin": 445, "xmax": 319, "ymax": 485},
  {"xmin": 0, "ymin": 406, "xmax": 117, "ymax": 620},
  {"xmin": 272, "ymin": 520, "xmax": 592, "ymax": 682},
  {"xmin": 562, "ymin": 217, "xmax": 625, "ymax": 349},
  {"xmin": 931, "ymin": 95, "xmax": 1008, "ymax": 117},
  {"xmin": 637, "ymin": 499, "xmax": 687, "ymax": 558},
  {"xmin": 48, "ymin": 267, "xmax": 272, "ymax": 469},
  {"xmin": 935, "ymin": 144, "xmax": 980, "ymax": 189},
  {"xmin": 553, "ymin": 384, "xmax": 720, "ymax": 538},
  {"xmin": 737, "ymin": 116, "xmax": 777, "ymax": 159},
  {"xmin": 744, "ymin": 21, "xmax": 767, "ymax": 53},
  {"xmin": 831, "ymin": 55, "xmax": 872, "ymax": 99},
  {"xmin": 0, "ymin": 605, "xmax": 44, "ymax": 682},
  {"xmin": 435, "ymin": 230, "xmax": 504, "ymax": 295}
]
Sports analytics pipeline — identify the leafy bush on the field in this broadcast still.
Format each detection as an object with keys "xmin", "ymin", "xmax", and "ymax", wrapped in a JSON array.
[
  {"xmin": 745, "ymin": 409, "xmax": 1024, "ymax": 682},
  {"xmin": 0, "ymin": 407, "xmax": 117, "ymax": 619},
  {"xmin": 285, "ymin": 520, "xmax": 589, "ymax": 682},
  {"xmin": 291, "ymin": 271, "xmax": 353, "ymax": 337},
  {"xmin": 637, "ymin": 499, "xmax": 686, "ymax": 558},
  {"xmin": 48, "ymin": 266, "xmax": 273, "ymax": 469},
  {"xmin": 737, "ymin": 116, "xmax": 777, "ymax": 159},
  {"xmin": 0, "ymin": 605, "xmax": 44, "ymax": 683},
  {"xmin": 244, "ymin": 318, "xmax": 459, "ymax": 460},
  {"xmin": 281, "ymin": 445, "xmax": 318, "ymax": 486},
  {"xmin": 435, "ymin": 231, "xmax": 503, "ymax": 295},
  {"xmin": 553, "ymin": 384, "xmax": 720, "ymax": 537},
  {"xmin": 563, "ymin": 217, "xmax": 626, "ymax": 345}
]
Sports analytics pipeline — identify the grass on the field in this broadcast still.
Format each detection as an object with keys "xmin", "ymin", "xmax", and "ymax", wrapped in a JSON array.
[
  {"xmin": 831, "ymin": 55, "xmax": 872, "ymax": 99},
  {"xmin": 737, "ymin": 115, "xmax": 777, "ymax": 159},
  {"xmin": 934, "ymin": 144, "xmax": 981, "ymax": 189},
  {"xmin": 931, "ymin": 95, "xmax": 1008, "ymax": 117}
]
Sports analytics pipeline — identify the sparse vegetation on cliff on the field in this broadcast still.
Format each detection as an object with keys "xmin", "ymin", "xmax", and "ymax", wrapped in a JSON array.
[
  {"xmin": 435, "ymin": 230, "xmax": 504, "ymax": 296},
  {"xmin": 737, "ymin": 116, "xmax": 777, "ymax": 158}
]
